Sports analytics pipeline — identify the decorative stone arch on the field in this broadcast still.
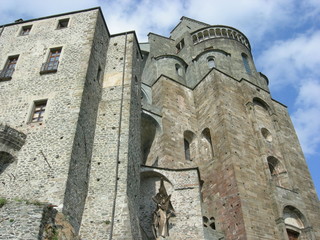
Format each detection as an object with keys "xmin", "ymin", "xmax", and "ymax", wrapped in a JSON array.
[
  {"xmin": 193, "ymin": 49, "xmax": 231, "ymax": 62},
  {"xmin": 200, "ymin": 128, "xmax": 214, "ymax": 161},
  {"xmin": 0, "ymin": 124, "xmax": 26, "ymax": 177},
  {"xmin": 183, "ymin": 130, "xmax": 196, "ymax": 161},
  {"xmin": 0, "ymin": 151, "xmax": 14, "ymax": 175},
  {"xmin": 0, "ymin": 124, "xmax": 27, "ymax": 150},
  {"xmin": 191, "ymin": 49, "xmax": 231, "ymax": 81},
  {"xmin": 141, "ymin": 111, "xmax": 161, "ymax": 165},
  {"xmin": 282, "ymin": 205, "xmax": 313, "ymax": 240},
  {"xmin": 253, "ymin": 97, "xmax": 272, "ymax": 114},
  {"xmin": 154, "ymin": 55, "xmax": 188, "ymax": 70},
  {"xmin": 267, "ymin": 156, "xmax": 290, "ymax": 189}
]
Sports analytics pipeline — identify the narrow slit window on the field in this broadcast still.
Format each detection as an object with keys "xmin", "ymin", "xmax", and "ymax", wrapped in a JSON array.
[
  {"xmin": 242, "ymin": 53, "xmax": 251, "ymax": 74},
  {"xmin": 97, "ymin": 66, "xmax": 102, "ymax": 82},
  {"xmin": 184, "ymin": 139, "xmax": 190, "ymax": 161}
]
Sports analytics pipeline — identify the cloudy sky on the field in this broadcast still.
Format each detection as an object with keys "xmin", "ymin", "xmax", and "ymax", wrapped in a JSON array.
[{"xmin": 1, "ymin": 0, "xmax": 319, "ymax": 197}]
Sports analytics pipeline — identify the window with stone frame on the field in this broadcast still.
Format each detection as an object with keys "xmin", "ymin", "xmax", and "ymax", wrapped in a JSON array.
[
  {"xmin": 57, "ymin": 18, "xmax": 69, "ymax": 29},
  {"xmin": 30, "ymin": 100, "xmax": 47, "ymax": 123},
  {"xmin": 20, "ymin": 25, "xmax": 32, "ymax": 36},
  {"xmin": 40, "ymin": 48, "xmax": 61, "ymax": 74},
  {"xmin": 0, "ymin": 55, "xmax": 19, "ymax": 81}
]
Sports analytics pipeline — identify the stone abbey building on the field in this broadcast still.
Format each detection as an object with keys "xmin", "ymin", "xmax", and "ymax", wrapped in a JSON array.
[{"xmin": 0, "ymin": 7, "xmax": 319, "ymax": 240}]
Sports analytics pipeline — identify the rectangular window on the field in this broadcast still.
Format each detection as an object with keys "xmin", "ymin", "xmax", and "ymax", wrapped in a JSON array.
[
  {"xmin": 57, "ymin": 18, "xmax": 69, "ymax": 29},
  {"xmin": 20, "ymin": 25, "xmax": 32, "ymax": 36},
  {"xmin": 0, "ymin": 55, "xmax": 19, "ymax": 81},
  {"xmin": 40, "ymin": 48, "xmax": 61, "ymax": 74},
  {"xmin": 30, "ymin": 100, "xmax": 47, "ymax": 123}
]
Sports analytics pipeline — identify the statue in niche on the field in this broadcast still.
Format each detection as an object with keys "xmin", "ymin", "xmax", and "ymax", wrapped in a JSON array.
[{"xmin": 152, "ymin": 178, "xmax": 175, "ymax": 238}]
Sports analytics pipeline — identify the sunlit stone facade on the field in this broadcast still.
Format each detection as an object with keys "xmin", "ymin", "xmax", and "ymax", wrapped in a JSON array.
[{"xmin": 0, "ymin": 8, "xmax": 319, "ymax": 240}]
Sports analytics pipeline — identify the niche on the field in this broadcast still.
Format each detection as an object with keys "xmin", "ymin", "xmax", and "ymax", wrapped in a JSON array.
[{"xmin": 200, "ymin": 128, "xmax": 214, "ymax": 161}]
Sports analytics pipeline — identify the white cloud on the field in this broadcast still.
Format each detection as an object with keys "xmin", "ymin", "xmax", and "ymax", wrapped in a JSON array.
[
  {"xmin": 292, "ymin": 81, "xmax": 320, "ymax": 155},
  {"xmin": 256, "ymin": 30, "xmax": 320, "ymax": 156},
  {"xmin": 257, "ymin": 31, "xmax": 320, "ymax": 89}
]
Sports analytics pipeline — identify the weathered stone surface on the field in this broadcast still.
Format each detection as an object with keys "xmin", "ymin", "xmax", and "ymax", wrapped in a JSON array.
[{"xmin": 0, "ymin": 8, "xmax": 319, "ymax": 240}]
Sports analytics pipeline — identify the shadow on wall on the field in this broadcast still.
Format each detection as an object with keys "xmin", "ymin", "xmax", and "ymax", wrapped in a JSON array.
[
  {"xmin": 0, "ymin": 151, "xmax": 14, "ymax": 175},
  {"xmin": 141, "ymin": 112, "xmax": 160, "ymax": 165}
]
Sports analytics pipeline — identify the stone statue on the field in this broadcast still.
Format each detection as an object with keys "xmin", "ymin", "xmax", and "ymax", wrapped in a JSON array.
[{"xmin": 152, "ymin": 178, "xmax": 175, "ymax": 238}]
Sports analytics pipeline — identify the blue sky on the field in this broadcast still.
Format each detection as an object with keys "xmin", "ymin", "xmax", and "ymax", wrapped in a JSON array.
[{"xmin": 0, "ymin": 0, "xmax": 319, "ymax": 198}]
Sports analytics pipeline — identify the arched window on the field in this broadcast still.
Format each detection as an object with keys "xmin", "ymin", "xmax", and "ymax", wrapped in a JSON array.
[
  {"xmin": 267, "ymin": 156, "xmax": 289, "ymax": 188},
  {"xmin": 283, "ymin": 206, "xmax": 306, "ymax": 240},
  {"xmin": 141, "ymin": 113, "xmax": 160, "ymax": 164},
  {"xmin": 203, "ymin": 30, "xmax": 209, "ymax": 39},
  {"xmin": 200, "ymin": 128, "xmax": 214, "ymax": 160},
  {"xmin": 184, "ymin": 130, "xmax": 195, "ymax": 161},
  {"xmin": 241, "ymin": 53, "xmax": 251, "ymax": 74},
  {"xmin": 192, "ymin": 35, "xmax": 197, "ymax": 43},
  {"xmin": 175, "ymin": 63, "xmax": 183, "ymax": 77},
  {"xmin": 184, "ymin": 139, "xmax": 190, "ymax": 161},
  {"xmin": 198, "ymin": 32, "xmax": 203, "ymax": 41},
  {"xmin": 207, "ymin": 57, "xmax": 215, "ymax": 68},
  {"xmin": 253, "ymin": 98, "xmax": 269, "ymax": 111},
  {"xmin": 0, "ymin": 151, "xmax": 14, "ymax": 174}
]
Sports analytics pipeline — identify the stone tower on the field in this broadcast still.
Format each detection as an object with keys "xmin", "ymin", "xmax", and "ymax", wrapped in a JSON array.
[
  {"xmin": 0, "ymin": 8, "xmax": 319, "ymax": 240},
  {"xmin": 139, "ymin": 17, "xmax": 320, "ymax": 240}
]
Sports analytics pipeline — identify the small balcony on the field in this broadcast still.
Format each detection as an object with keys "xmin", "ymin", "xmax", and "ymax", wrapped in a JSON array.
[
  {"xmin": 0, "ymin": 68, "xmax": 14, "ymax": 81},
  {"xmin": 40, "ymin": 60, "xmax": 59, "ymax": 74}
]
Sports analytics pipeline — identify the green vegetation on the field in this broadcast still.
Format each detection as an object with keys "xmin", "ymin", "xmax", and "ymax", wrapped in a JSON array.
[{"xmin": 0, "ymin": 197, "xmax": 7, "ymax": 208}]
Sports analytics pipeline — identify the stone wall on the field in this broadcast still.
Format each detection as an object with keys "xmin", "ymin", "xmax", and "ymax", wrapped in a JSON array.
[
  {"xmin": 80, "ymin": 32, "xmax": 143, "ymax": 239},
  {"xmin": 0, "ymin": 8, "xmax": 99, "ymax": 208},
  {"xmin": 63, "ymin": 9, "xmax": 109, "ymax": 233},
  {"xmin": 140, "ymin": 166, "xmax": 206, "ymax": 240},
  {"xmin": 0, "ymin": 200, "xmax": 44, "ymax": 239}
]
